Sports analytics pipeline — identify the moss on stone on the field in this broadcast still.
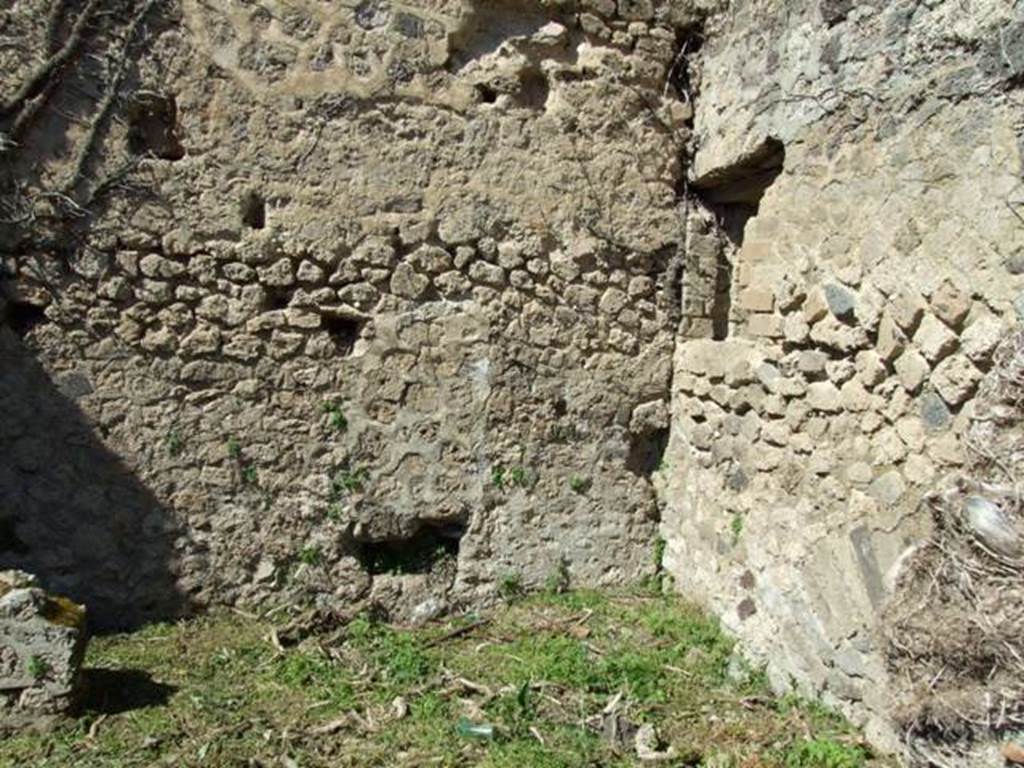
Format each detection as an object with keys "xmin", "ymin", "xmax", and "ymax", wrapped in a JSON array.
[{"xmin": 41, "ymin": 597, "xmax": 85, "ymax": 630}]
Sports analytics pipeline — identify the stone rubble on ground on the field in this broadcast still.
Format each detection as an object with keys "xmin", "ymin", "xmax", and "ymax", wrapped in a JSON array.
[{"xmin": 0, "ymin": 571, "xmax": 87, "ymax": 731}]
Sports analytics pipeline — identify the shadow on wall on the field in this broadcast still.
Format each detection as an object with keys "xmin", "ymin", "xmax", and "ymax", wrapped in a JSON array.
[{"xmin": 0, "ymin": 326, "xmax": 188, "ymax": 633}]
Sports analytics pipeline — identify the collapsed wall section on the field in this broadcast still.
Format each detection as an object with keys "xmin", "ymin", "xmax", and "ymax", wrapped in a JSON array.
[
  {"xmin": 659, "ymin": 0, "xmax": 1024, "ymax": 755},
  {"xmin": 0, "ymin": 0, "xmax": 704, "ymax": 629}
]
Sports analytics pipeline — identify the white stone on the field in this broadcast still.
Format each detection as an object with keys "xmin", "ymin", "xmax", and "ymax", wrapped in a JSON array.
[
  {"xmin": 806, "ymin": 381, "xmax": 842, "ymax": 412},
  {"xmin": 961, "ymin": 315, "xmax": 1003, "ymax": 364},
  {"xmin": 914, "ymin": 313, "xmax": 959, "ymax": 363},
  {"xmin": 855, "ymin": 350, "xmax": 887, "ymax": 388},
  {"xmin": 893, "ymin": 349, "xmax": 929, "ymax": 392},
  {"xmin": 875, "ymin": 313, "xmax": 905, "ymax": 362},
  {"xmin": 929, "ymin": 280, "xmax": 971, "ymax": 329},
  {"xmin": 931, "ymin": 354, "xmax": 981, "ymax": 406}
]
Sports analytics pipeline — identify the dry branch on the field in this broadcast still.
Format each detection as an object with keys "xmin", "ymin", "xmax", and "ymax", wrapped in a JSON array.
[
  {"xmin": 0, "ymin": 0, "xmax": 103, "ymax": 120},
  {"xmin": 883, "ymin": 329, "xmax": 1024, "ymax": 763}
]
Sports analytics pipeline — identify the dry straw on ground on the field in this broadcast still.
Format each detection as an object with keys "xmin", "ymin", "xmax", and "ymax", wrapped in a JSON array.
[{"xmin": 884, "ymin": 328, "xmax": 1024, "ymax": 766}]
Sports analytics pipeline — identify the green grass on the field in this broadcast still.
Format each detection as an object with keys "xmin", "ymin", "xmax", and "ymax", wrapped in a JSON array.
[
  {"xmin": 0, "ymin": 590, "xmax": 892, "ymax": 768},
  {"xmin": 26, "ymin": 655, "xmax": 49, "ymax": 680},
  {"xmin": 568, "ymin": 475, "xmax": 590, "ymax": 494},
  {"xmin": 498, "ymin": 571, "xmax": 524, "ymax": 600},
  {"xmin": 783, "ymin": 737, "xmax": 871, "ymax": 767},
  {"xmin": 298, "ymin": 545, "xmax": 323, "ymax": 567},
  {"xmin": 491, "ymin": 465, "xmax": 532, "ymax": 492},
  {"xmin": 331, "ymin": 466, "xmax": 369, "ymax": 498},
  {"xmin": 166, "ymin": 430, "xmax": 184, "ymax": 457},
  {"xmin": 323, "ymin": 401, "xmax": 348, "ymax": 432},
  {"xmin": 731, "ymin": 512, "xmax": 745, "ymax": 545}
]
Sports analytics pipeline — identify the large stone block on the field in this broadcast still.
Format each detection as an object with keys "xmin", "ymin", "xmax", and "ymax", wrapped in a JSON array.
[{"xmin": 0, "ymin": 571, "xmax": 87, "ymax": 731}]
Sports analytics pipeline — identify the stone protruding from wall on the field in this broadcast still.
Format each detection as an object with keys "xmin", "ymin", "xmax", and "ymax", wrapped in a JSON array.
[{"xmin": 0, "ymin": 571, "xmax": 87, "ymax": 731}]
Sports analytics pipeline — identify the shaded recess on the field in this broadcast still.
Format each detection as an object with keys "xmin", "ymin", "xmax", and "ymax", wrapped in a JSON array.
[
  {"xmin": 356, "ymin": 522, "xmax": 465, "ymax": 576},
  {"xmin": 322, "ymin": 314, "xmax": 364, "ymax": 355},
  {"xmin": 0, "ymin": 328, "xmax": 187, "ymax": 631},
  {"xmin": 711, "ymin": 252, "xmax": 733, "ymax": 341},
  {"xmin": 77, "ymin": 669, "xmax": 177, "ymax": 715},
  {"xmin": 627, "ymin": 427, "xmax": 669, "ymax": 477},
  {"xmin": 3, "ymin": 300, "xmax": 46, "ymax": 337},
  {"xmin": 241, "ymin": 191, "xmax": 266, "ymax": 230},
  {"xmin": 126, "ymin": 92, "xmax": 184, "ymax": 160},
  {"xmin": 693, "ymin": 137, "xmax": 786, "ymax": 340},
  {"xmin": 692, "ymin": 137, "xmax": 786, "ymax": 211}
]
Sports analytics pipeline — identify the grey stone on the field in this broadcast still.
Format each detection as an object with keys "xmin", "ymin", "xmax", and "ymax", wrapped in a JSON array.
[
  {"xmin": 0, "ymin": 571, "xmax": 87, "ymax": 731},
  {"xmin": 920, "ymin": 391, "xmax": 952, "ymax": 431},
  {"xmin": 824, "ymin": 283, "xmax": 856, "ymax": 320},
  {"xmin": 867, "ymin": 471, "xmax": 905, "ymax": 505}
]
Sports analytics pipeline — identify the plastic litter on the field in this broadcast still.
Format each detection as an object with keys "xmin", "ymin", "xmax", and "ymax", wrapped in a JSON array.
[{"xmin": 455, "ymin": 717, "xmax": 495, "ymax": 740}]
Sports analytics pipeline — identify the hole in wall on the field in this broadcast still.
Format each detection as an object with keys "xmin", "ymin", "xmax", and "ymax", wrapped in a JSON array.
[
  {"xmin": 514, "ymin": 69, "xmax": 550, "ymax": 110},
  {"xmin": 475, "ymin": 83, "xmax": 498, "ymax": 103},
  {"xmin": 626, "ymin": 428, "xmax": 669, "ymax": 477},
  {"xmin": 354, "ymin": 0, "xmax": 390, "ymax": 30},
  {"xmin": 690, "ymin": 137, "xmax": 787, "ymax": 340},
  {"xmin": 126, "ymin": 92, "xmax": 185, "ymax": 160},
  {"xmin": 693, "ymin": 137, "xmax": 786, "ymax": 212},
  {"xmin": 711, "ymin": 252, "xmax": 732, "ymax": 340},
  {"xmin": 264, "ymin": 290, "xmax": 291, "ymax": 311},
  {"xmin": 356, "ymin": 521, "xmax": 465, "ymax": 576},
  {"xmin": 322, "ymin": 314, "xmax": 364, "ymax": 354},
  {"xmin": 0, "ymin": 516, "xmax": 29, "ymax": 555},
  {"xmin": 4, "ymin": 301, "xmax": 46, "ymax": 337},
  {"xmin": 241, "ymin": 191, "xmax": 266, "ymax": 230},
  {"xmin": 668, "ymin": 25, "xmax": 704, "ymax": 125}
]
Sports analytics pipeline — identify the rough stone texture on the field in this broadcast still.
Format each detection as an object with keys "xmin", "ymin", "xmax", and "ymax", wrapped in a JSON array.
[
  {"xmin": 0, "ymin": 0, "xmax": 697, "ymax": 629},
  {"xmin": 2, "ymin": 0, "xmax": 1023, "ymax": 757},
  {"xmin": 659, "ymin": 0, "xmax": 1024, "ymax": 755},
  {"xmin": 0, "ymin": 571, "xmax": 87, "ymax": 731}
]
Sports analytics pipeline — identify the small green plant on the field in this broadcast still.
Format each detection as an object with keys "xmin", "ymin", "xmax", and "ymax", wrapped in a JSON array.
[
  {"xmin": 241, "ymin": 465, "xmax": 258, "ymax": 485},
  {"xmin": 509, "ymin": 466, "xmax": 529, "ymax": 488},
  {"xmin": 322, "ymin": 401, "xmax": 348, "ymax": 432},
  {"xmin": 26, "ymin": 656, "xmax": 49, "ymax": 680},
  {"xmin": 653, "ymin": 536, "xmax": 666, "ymax": 569},
  {"xmin": 492, "ymin": 465, "xmax": 533, "ymax": 492},
  {"xmin": 543, "ymin": 556, "xmax": 571, "ymax": 594},
  {"xmin": 782, "ymin": 737, "xmax": 869, "ymax": 768},
  {"xmin": 550, "ymin": 423, "xmax": 581, "ymax": 443},
  {"xmin": 326, "ymin": 502, "xmax": 345, "ymax": 521},
  {"xmin": 730, "ymin": 513, "xmax": 744, "ymax": 545},
  {"xmin": 568, "ymin": 475, "xmax": 591, "ymax": 494},
  {"xmin": 298, "ymin": 545, "xmax": 322, "ymax": 567},
  {"xmin": 488, "ymin": 680, "xmax": 536, "ymax": 737},
  {"xmin": 274, "ymin": 650, "xmax": 356, "ymax": 712},
  {"xmin": 641, "ymin": 536, "xmax": 668, "ymax": 593},
  {"xmin": 330, "ymin": 467, "xmax": 368, "ymax": 498},
  {"xmin": 345, "ymin": 615, "xmax": 434, "ymax": 691},
  {"xmin": 227, "ymin": 437, "xmax": 242, "ymax": 460},
  {"xmin": 166, "ymin": 430, "xmax": 184, "ymax": 457},
  {"xmin": 498, "ymin": 571, "xmax": 524, "ymax": 600}
]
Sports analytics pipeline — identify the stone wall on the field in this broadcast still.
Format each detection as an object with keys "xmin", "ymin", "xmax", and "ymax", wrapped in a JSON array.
[
  {"xmin": 658, "ymin": 0, "xmax": 1024, "ymax": 750},
  {"xmin": 1, "ymin": 0, "xmax": 705, "ymax": 628},
  {"xmin": 3, "ymin": 0, "xmax": 1023, "ymax": 754}
]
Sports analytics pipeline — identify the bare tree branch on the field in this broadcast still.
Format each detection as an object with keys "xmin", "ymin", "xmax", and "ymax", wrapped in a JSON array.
[{"xmin": 0, "ymin": 0, "xmax": 102, "ymax": 119}]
